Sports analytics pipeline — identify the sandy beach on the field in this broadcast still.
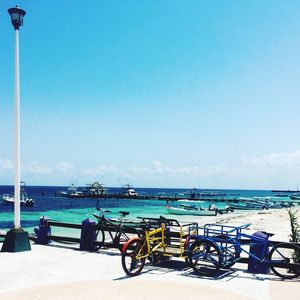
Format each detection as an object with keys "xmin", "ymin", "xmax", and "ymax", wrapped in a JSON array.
[{"xmin": 0, "ymin": 208, "xmax": 299, "ymax": 300}]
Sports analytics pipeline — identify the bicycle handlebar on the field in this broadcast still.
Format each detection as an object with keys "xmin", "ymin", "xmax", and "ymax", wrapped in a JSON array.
[
  {"xmin": 94, "ymin": 208, "xmax": 130, "ymax": 222},
  {"xmin": 96, "ymin": 207, "xmax": 112, "ymax": 214}
]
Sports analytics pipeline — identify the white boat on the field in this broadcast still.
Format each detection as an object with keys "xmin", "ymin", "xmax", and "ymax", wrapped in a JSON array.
[
  {"xmin": 82, "ymin": 181, "xmax": 107, "ymax": 197},
  {"xmin": 2, "ymin": 182, "xmax": 34, "ymax": 207},
  {"xmin": 58, "ymin": 183, "xmax": 84, "ymax": 198},
  {"xmin": 121, "ymin": 185, "xmax": 138, "ymax": 196},
  {"xmin": 166, "ymin": 204, "xmax": 219, "ymax": 216},
  {"xmin": 178, "ymin": 199, "xmax": 205, "ymax": 204}
]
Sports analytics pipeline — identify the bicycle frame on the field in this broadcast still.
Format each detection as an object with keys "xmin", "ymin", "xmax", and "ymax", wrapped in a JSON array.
[
  {"xmin": 235, "ymin": 232, "xmax": 268, "ymax": 263},
  {"xmin": 192, "ymin": 223, "xmax": 269, "ymax": 262},
  {"xmin": 94, "ymin": 210, "xmax": 133, "ymax": 247},
  {"xmin": 135, "ymin": 225, "xmax": 166, "ymax": 260},
  {"xmin": 135, "ymin": 221, "xmax": 198, "ymax": 260},
  {"xmin": 192, "ymin": 223, "xmax": 299, "ymax": 271},
  {"xmin": 99, "ymin": 217, "xmax": 125, "ymax": 244}
]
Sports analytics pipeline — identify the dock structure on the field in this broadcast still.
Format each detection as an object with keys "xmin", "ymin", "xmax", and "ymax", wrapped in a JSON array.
[
  {"xmin": 57, "ymin": 193, "xmax": 300, "ymax": 206},
  {"xmin": 59, "ymin": 192, "xmax": 242, "ymax": 203},
  {"xmin": 271, "ymin": 190, "xmax": 299, "ymax": 193}
]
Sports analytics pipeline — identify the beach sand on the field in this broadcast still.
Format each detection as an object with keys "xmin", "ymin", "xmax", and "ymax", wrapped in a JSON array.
[{"xmin": 0, "ymin": 208, "xmax": 299, "ymax": 300}]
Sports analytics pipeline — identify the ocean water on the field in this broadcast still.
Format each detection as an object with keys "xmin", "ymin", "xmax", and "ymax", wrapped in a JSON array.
[{"xmin": 0, "ymin": 185, "xmax": 288, "ymax": 235}]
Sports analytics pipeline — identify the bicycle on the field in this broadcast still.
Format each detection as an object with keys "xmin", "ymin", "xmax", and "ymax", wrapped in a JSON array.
[
  {"xmin": 121, "ymin": 217, "xmax": 197, "ymax": 276},
  {"xmin": 188, "ymin": 223, "xmax": 300, "ymax": 279},
  {"xmin": 93, "ymin": 208, "xmax": 141, "ymax": 250}
]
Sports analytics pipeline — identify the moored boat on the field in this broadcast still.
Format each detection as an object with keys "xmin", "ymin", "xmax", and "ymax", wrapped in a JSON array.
[
  {"xmin": 184, "ymin": 188, "xmax": 226, "ymax": 199},
  {"xmin": 228, "ymin": 198, "xmax": 269, "ymax": 210},
  {"xmin": 121, "ymin": 185, "xmax": 138, "ymax": 196},
  {"xmin": 82, "ymin": 181, "xmax": 107, "ymax": 197},
  {"xmin": 177, "ymin": 199, "xmax": 205, "ymax": 204},
  {"xmin": 166, "ymin": 203, "xmax": 223, "ymax": 216},
  {"xmin": 58, "ymin": 183, "xmax": 84, "ymax": 198},
  {"xmin": 253, "ymin": 197, "xmax": 294, "ymax": 209},
  {"xmin": 290, "ymin": 194, "xmax": 300, "ymax": 201},
  {"xmin": 2, "ymin": 182, "xmax": 35, "ymax": 207}
]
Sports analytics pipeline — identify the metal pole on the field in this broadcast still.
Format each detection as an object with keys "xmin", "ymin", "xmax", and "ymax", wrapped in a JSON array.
[{"xmin": 14, "ymin": 28, "xmax": 21, "ymax": 229}]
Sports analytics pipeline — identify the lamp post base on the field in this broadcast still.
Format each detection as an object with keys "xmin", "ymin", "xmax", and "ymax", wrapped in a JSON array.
[{"xmin": 1, "ymin": 228, "xmax": 31, "ymax": 252}]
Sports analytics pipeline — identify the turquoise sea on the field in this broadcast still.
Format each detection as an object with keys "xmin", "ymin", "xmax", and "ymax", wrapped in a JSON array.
[{"xmin": 0, "ymin": 185, "xmax": 292, "ymax": 236}]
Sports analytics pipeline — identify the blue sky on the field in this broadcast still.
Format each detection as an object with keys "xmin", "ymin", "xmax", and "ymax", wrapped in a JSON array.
[{"xmin": 0, "ymin": 1, "xmax": 300, "ymax": 189}]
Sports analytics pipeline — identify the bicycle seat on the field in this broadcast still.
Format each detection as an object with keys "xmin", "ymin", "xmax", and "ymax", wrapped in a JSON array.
[{"xmin": 119, "ymin": 211, "xmax": 129, "ymax": 217}]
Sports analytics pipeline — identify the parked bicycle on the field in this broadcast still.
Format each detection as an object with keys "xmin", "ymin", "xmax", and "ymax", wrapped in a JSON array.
[
  {"xmin": 93, "ymin": 208, "xmax": 141, "ymax": 251},
  {"xmin": 188, "ymin": 223, "xmax": 300, "ymax": 279},
  {"xmin": 121, "ymin": 217, "xmax": 197, "ymax": 276}
]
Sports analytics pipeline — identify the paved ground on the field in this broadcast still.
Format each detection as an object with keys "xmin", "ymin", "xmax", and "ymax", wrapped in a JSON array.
[{"xmin": 0, "ymin": 243, "xmax": 299, "ymax": 300}]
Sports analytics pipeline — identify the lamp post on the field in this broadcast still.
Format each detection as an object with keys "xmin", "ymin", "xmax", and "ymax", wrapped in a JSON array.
[
  {"xmin": 9, "ymin": 5, "xmax": 26, "ymax": 230},
  {"xmin": 1, "ymin": 5, "xmax": 30, "ymax": 252}
]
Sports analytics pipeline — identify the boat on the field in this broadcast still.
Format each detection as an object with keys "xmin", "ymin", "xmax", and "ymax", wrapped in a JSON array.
[
  {"xmin": 82, "ymin": 181, "xmax": 107, "ymax": 197},
  {"xmin": 166, "ymin": 203, "xmax": 225, "ymax": 216},
  {"xmin": 121, "ymin": 185, "xmax": 138, "ymax": 196},
  {"xmin": 267, "ymin": 201, "xmax": 293, "ymax": 209},
  {"xmin": 289, "ymin": 194, "xmax": 300, "ymax": 201},
  {"xmin": 178, "ymin": 199, "xmax": 205, "ymax": 204},
  {"xmin": 184, "ymin": 188, "xmax": 226, "ymax": 199},
  {"xmin": 274, "ymin": 193, "xmax": 289, "ymax": 197},
  {"xmin": 58, "ymin": 183, "xmax": 84, "ymax": 198},
  {"xmin": 2, "ymin": 182, "xmax": 35, "ymax": 207},
  {"xmin": 228, "ymin": 198, "xmax": 269, "ymax": 210},
  {"xmin": 253, "ymin": 197, "xmax": 294, "ymax": 209},
  {"xmin": 199, "ymin": 191, "xmax": 227, "ymax": 197}
]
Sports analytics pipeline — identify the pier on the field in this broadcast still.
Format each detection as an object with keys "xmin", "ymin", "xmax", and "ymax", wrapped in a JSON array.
[
  {"xmin": 58, "ymin": 193, "xmax": 300, "ymax": 206},
  {"xmin": 59, "ymin": 192, "xmax": 243, "ymax": 202}
]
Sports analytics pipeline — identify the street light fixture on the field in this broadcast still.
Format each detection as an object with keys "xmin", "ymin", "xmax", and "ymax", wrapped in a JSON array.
[
  {"xmin": 1, "ymin": 5, "xmax": 30, "ymax": 252},
  {"xmin": 8, "ymin": 5, "xmax": 26, "ymax": 30}
]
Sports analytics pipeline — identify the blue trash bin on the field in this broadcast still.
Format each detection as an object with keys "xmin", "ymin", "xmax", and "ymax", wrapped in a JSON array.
[
  {"xmin": 80, "ymin": 218, "xmax": 96, "ymax": 252},
  {"xmin": 247, "ymin": 231, "xmax": 269, "ymax": 274},
  {"xmin": 34, "ymin": 216, "xmax": 51, "ymax": 245}
]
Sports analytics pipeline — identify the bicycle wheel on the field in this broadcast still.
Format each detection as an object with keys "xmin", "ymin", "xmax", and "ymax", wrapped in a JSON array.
[
  {"xmin": 188, "ymin": 239, "xmax": 221, "ymax": 276},
  {"xmin": 214, "ymin": 234, "xmax": 239, "ymax": 269},
  {"xmin": 121, "ymin": 238, "xmax": 146, "ymax": 276},
  {"xmin": 117, "ymin": 227, "xmax": 141, "ymax": 250},
  {"xmin": 95, "ymin": 229, "xmax": 105, "ymax": 249},
  {"xmin": 269, "ymin": 243, "xmax": 300, "ymax": 279}
]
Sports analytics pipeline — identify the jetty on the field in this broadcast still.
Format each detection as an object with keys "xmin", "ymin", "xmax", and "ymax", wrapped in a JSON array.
[
  {"xmin": 58, "ymin": 192, "xmax": 241, "ymax": 202},
  {"xmin": 56, "ymin": 192, "xmax": 300, "ymax": 206},
  {"xmin": 271, "ymin": 190, "xmax": 299, "ymax": 193}
]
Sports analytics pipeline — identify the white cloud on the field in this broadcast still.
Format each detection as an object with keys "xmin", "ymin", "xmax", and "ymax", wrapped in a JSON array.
[
  {"xmin": 128, "ymin": 160, "xmax": 225, "ymax": 178},
  {"xmin": 0, "ymin": 159, "xmax": 14, "ymax": 171},
  {"xmin": 0, "ymin": 158, "xmax": 75, "ymax": 175},
  {"xmin": 0, "ymin": 158, "xmax": 252, "ymax": 188},
  {"xmin": 62, "ymin": 160, "xmax": 227, "ymax": 186},
  {"xmin": 241, "ymin": 150, "xmax": 300, "ymax": 170},
  {"xmin": 23, "ymin": 161, "xmax": 53, "ymax": 174},
  {"xmin": 55, "ymin": 162, "xmax": 75, "ymax": 173}
]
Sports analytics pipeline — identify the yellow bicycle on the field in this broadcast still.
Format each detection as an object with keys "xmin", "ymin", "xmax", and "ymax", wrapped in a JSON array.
[{"xmin": 121, "ymin": 218, "xmax": 197, "ymax": 276}]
